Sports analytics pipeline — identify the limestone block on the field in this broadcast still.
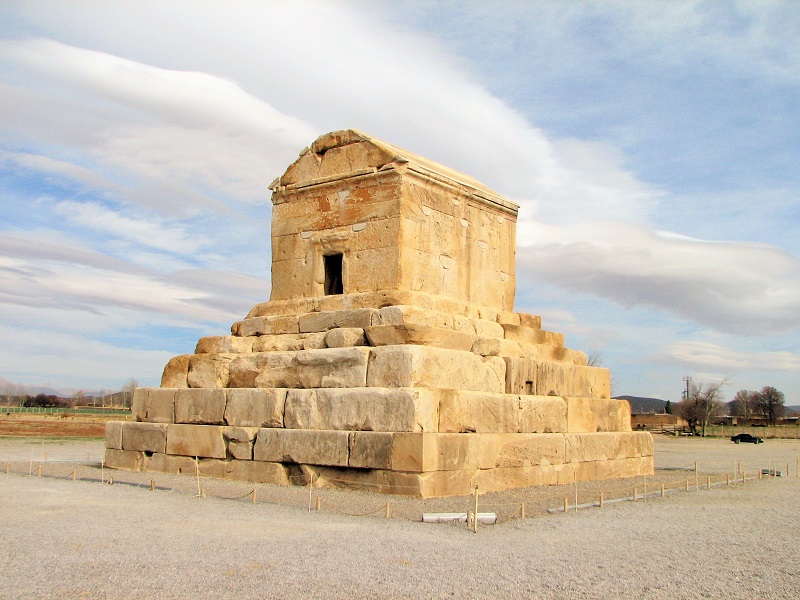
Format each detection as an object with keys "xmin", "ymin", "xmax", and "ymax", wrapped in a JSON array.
[
  {"xmin": 136, "ymin": 388, "xmax": 176, "ymax": 423},
  {"xmin": 122, "ymin": 422, "xmax": 167, "ymax": 454},
  {"xmin": 564, "ymin": 431, "xmax": 654, "ymax": 463},
  {"xmin": 161, "ymin": 355, "xmax": 190, "ymax": 388},
  {"xmin": 365, "ymin": 324, "xmax": 474, "ymax": 351},
  {"xmin": 174, "ymin": 388, "xmax": 227, "ymax": 425},
  {"xmin": 224, "ymin": 388, "xmax": 286, "ymax": 428},
  {"xmin": 438, "ymin": 391, "xmax": 521, "ymax": 433},
  {"xmin": 255, "ymin": 347, "xmax": 370, "ymax": 389},
  {"xmin": 519, "ymin": 395, "xmax": 568, "ymax": 433},
  {"xmin": 105, "ymin": 449, "xmax": 147, "ymax": 471},
  {"xmin": 301, "ymin": 332, "xmax": 328, "ymax": 350},
  {"xmin": 146, "ymin": 453, "xmax": 198, "ymax": 475},
  {"xmin": 518, "ymin": 313, "xmax": 542, "ymax": 329},
  {"xmin": 298, "ymin": 308, "xmax": 378, "ymax": 333},
  {"xmin": 472, "ymin": 337, "xmax": 522, "ymax": 358},
  {"xmin": 566, "ymin": 397, "xmax": 631, "ymax": 433},
  {"xmin": 372, "ymin": 305, "xmax": 454, "ymax": 329},
  {"xmin": 349, "ymin": 431, "xmax": 394, "ymax": 469},
  {"xmin": 367, "ymin": 346, "xmax": 505, "ymax": 393},
  {"xmin": 195, "ymin": 335, "xmax": 254, "ymax": 354},
  {"xmin": 232, "ymin": 315, "xmax": 299, "ymax": 337},
  {"xmin": 324, "ymin": 327, "xmax": 366, "ymax": 348},
  {"xmin": 496, "ymin": 311, "xmax": 520, "ymax": 326},
  {"xmin": 502, "ymin": 324, "xmax": 547, "ymax": 344},
  {"xmin": 574, "ymin": 456, "xmax": 654, "ymax": 481},
  {"xmin": 389, "ymin": 432, "xmax": 438, "ymax": 472},
  {"xmin": 224, "ymin": 427, "xmax": 259, "ymax": 460},
  {"xmin": 473, "ymin": 319, "xmax": 504, "ymax": 339},
  {"xmin": 166, "ymin": 424, "xmax": 227, "ymax": 459},
  {"xmin": 536, "ymin": 362, "xmax": 611, "ymax": 398},
  {"xmin": 252, "ymin": 335, "xmax": 305, "ymax": 352},
  {"xmin": 229, "ymin": 352, "xmax": 293, "ymax": 388},
  {"xmin": 187, "ymin": 354, "xmax": 233, "ymax": 388},
  {"xmin": 491, "ymin": 433, "xmax": 566, "ymax": 469},
  {"xmin": 254, "ymin": 429, "xmax": 350, "ymax": 467},
  {"xmin": 104, "ymin": 421, "xmax": 124, "ymax": 450},
  {"xmin": 284, "ymin": 387, "xmax": 439, "ymax": 432}
]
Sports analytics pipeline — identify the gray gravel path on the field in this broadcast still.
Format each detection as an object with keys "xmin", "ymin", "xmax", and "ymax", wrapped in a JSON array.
[{"xmin": 2, "ymin": 436, "xmax": 799, "ymax": 599}]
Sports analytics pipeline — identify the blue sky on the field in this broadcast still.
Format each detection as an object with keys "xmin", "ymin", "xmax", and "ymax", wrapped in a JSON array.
[{"xmin": 0, "ymin": 1, "xmax": 798, "ymax": 402}]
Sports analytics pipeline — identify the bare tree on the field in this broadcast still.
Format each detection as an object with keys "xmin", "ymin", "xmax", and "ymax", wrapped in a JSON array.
[
  {"xmin": 676, "ymin": 379, "xmax": 728, "ymax": 436},
  {"xmin": 729, "ymin": 389, "xmax": 757, "ymax": 422},
  {"xmin": 586, "ymin": 351, "xmax": 603, "ymax": 367},
  {"xmin": 755, "ymin": 386, "xmax": 785, "ymax": 426},
  {"xmin": 121, "ymin": 379, "xmax": 138, "ymax": 409}
]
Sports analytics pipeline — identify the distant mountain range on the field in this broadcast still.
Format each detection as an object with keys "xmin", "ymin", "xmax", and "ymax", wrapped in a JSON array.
[{"xmin": 614, "ymin": 395, "xmax": 669, "ymax": 414}]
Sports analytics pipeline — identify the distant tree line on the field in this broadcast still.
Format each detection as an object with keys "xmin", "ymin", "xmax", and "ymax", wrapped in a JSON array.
[
  {"xmin": 677, "ymin": 381, "xmax": 788, "ymax": 436},
  {"xmin": 1, "ymin": 379, "xmax": 138, "ymax": 410}
]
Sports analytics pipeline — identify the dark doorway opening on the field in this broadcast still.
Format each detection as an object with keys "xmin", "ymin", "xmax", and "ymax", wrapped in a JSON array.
[{"xmin": 324, "ymin": 253, "xmax": 343, "ymax": 295}]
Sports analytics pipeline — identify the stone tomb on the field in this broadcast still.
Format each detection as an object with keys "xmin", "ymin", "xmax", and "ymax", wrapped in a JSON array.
[{"xmin": 105, "ymin": 129, "xmax": 653, "ymax": 497}]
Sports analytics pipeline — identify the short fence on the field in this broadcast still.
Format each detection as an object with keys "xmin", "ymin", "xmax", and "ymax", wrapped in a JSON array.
[
  {"xmin": 4, "ymin": 450, "xmax": 798, "ymax": 533},
  {"xmin": 704, "ymin": 425, "xmax": 800, "ymax": 439},
  {"xmin": 2, "ymin": 406, "xmax": 130, "ymax": 416}
]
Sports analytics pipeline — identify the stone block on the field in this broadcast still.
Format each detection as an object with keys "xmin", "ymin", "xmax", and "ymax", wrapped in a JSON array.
[
  {"xmin": 174, "ymin": 388, "xmax": 227, "ymax": 425},
  {"xmin": 324, "ymin": 327, "xmax": 366, "ymax": 348},
  {"xmin": 105, "ymin": 449, "xmax": 147, "ymax": 471},
  {"xmin": 502, "ymin": 324, "xmax": 547, "ymax": 344},
  {"xmin": 161, "ymin": 355, "xmax": 190, "ymax": 388},
  {"xmin": 438, "ymin": 391, "xmax": 520, "ymax": 433},
  {"xmin": 255, "ymin": 347, "xmax": 370, "ymax": 389},
  {"xmin": 519, "ymin": 395, "xmax": 568, "ymax": 433},
  {"xmin": 232, "ymin": 315, "xmax": 299, "ymax": 337},
  {"xmin": 122, "ymin": 422, "xmax": 167, "ymax": 454},
  {"xmin": 187, "ymin": 354, "xmax": 233, "ymax": 388},
  {"xmin": 473, "ymin": 319, "xmax": 504, "ymax": 339},
  {"xmin": 496, "ymin": 311, "xmax": 520, "ymax": 326},
  {"xmin": 372, "ymin": 305, "xmax": 454, "ymax": 329},
  {"xmin": 301, "ymin": 331, "xmax": 328, "ymax": 350},
  {"xmin": 224, "ymin": 388, "xmax": 286, "ymax": 428},
  {"xmin": 472, "ymin": 337, "xmax": 522, "ymax": 358},
  {"xmin": 252, "ymin": 335, "xmax": 306, "ymax": 352},
  {"xmin": 146, "ymin": 453, "xmax": 198, "ymax": 475},
  {"xmin": 389, "ymin": 432, "xmax": 438, "ymax": 472},
  {"xmin": 229, "ymin": 352, "xmax": 293, "ymax": 388},
  {"xmin": 254, "ymin": 429, "xmax": 350, "ymax": 467},
  {"xmin": 298, "ymin": 308, "xmax": 377, "ymax": 333},
  {"xmin": 365, "ymin": 324, "xmax": 474, "ymax": 351},
  {"xmin": 130, "ymin": 388, "xmax": 175, "ymax": 423},
  {"xmin": 166, "ymin": 424, "xmax": 227, "ymax": 459},
  {"xmin": 367, "ymin": 346, "xmax": 505, "ymax": 393},
  {"xmin": 195, "ymin": 335, "xmax": 255, "ymax": 354},
  {"xmin": 564, "ymin": 431, "xmax": 654, "ymax": 463},
  {"xmin": 224, "ymin": 427, "xmax": 258, "ymax": 460},
  {"xmin": 105, "ymin": 421, "xmax": 123, "ymax": 450},
  {"xmin": 518, "ymin": 313, "xmax": 542, "ymax": 329},
  {"xmin": 284, "ymin": 387, "xmax": 439, "ymax": 432},
  {"xmin": 349, "ymin": 431, "xmax": 394, "ymax": 469},
  {"xmin": 537, "ymin": 363, "xmax": 611, "ymax": 398}
]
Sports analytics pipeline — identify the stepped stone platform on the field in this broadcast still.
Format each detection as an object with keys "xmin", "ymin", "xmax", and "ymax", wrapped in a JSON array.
[{"xmin": 105, "ymin": 129, "xmax": 653, "ymax": 497}]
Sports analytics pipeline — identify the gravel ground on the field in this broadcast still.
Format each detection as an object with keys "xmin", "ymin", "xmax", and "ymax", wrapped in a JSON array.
[{"xmin": 2, "ymin": 436, "xmax": 800, "ymax": 598}]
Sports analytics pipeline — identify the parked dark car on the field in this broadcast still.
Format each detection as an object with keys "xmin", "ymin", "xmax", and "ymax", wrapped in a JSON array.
[{"xmin": 731, "ymin": 433, "xmax": 764, "ymax": 444}]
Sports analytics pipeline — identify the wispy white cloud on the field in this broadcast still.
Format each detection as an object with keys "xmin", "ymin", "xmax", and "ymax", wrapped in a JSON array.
[{"xmin": 659, "ymin": 340, "xmax": 800, "ymax": 372}]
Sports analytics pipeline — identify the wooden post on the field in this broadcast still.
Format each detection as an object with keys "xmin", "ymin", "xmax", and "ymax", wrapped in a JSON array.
[
  {"xmin": 758, "ymin": 469, "xmax": 762, "ymax": 480},
  {"xmin": 201, "ymin": 482, "xmax": 206, "ymax": 498},
  {"xmin": 633, "ymin": 486, "xmax": 637, "ymax": 501},
  {"xmin": 37, "ymin": 465, "xmax": 41, "ymax": 477},
  {"xmin": 473, "ymin": 486, "xmax": 479, "ymax": 534},
  {"xmin": 72, "ymin": 469, "xmax": 76, "ymax": 481},
  {"xmin": 308, "ymin": 473, "xmax": 313, "ymax": 512},
  {"xmin": 194, "ymin": 456, "xmax": 201, "ymax": 498},
  {"xmin": 706, "ymin": 475, "xmax": 711, "ymax": 490},
  {"xmin": 251, "ymin": 488, "xmax": 256, "ymax": 504},
  {"xmin": 564, "ymin": 497, "xmax": 568, "ymax": 514},
  {"xmin": 742, "ymin": 471, "xmax": 745, "ymax": 484},
  {"xmin": 316, "ymin": 495, "xmax": 321, "ymax": 511},
  {"xmin": 386, "ymin": 502, "xmax": 391, "ymax": 519},
  {"xmin": 520, "ymin": 502, "xmax": 526, "ymax": 519},
  {"xmin": 109, "ymin": 475, "xmax": 113, "ymax": 485},
  {"xmin": 661, "ymin": 482, "xmax": 665, "ymax": 497},
  {"xmin": 726, "ymin": 474, "xmax": 730, "ymax": 486},
  {"xmin": 787, "ymin": 464, "xmax": 790, "ymax": 479},
  {"xmin": 599, "ymin": 492, "xmax": 604, "ymax": 508},
  {"xmin": 150, "ymin": 479, "xmax": 155, "ymax": 491},
  {"xmin": 685, "ymin": 479, "xmax": 689, "ymax": 492},
  {"xmin": 5, "ymin": 463, "xmax": 8, "ymax": 475}
]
